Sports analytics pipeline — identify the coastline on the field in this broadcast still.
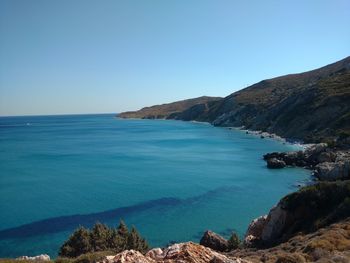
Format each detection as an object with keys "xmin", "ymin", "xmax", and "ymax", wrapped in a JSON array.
[
  {"xmin": 117, "ymin": 116, "xmax": 306, "ymax": 147},
  {"xmin": 226, "ymin": 127, "xmax": 305, "ymax": 147}
]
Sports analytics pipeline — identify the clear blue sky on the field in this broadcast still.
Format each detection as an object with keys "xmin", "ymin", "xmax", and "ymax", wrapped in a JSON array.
[{"xmin": 0, "ymin": 0, "xmax": 349, "ymax": 116}]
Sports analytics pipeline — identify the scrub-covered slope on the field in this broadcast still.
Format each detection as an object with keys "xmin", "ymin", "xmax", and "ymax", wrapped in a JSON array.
[
  {"xmin": 206, "ymin": 56, "xmax": 350, "ymax": 142},
  {"xmin": 118, "ymin": 96, "xmax": 221, "ymax": 119},
  {"xmin": 119, "ymin": 56, "xmax": 350, "ymax": 143}
]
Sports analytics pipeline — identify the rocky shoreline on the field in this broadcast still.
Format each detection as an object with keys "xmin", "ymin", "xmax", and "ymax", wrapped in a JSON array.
[
  {"xmin": 228, "ymin": 127, "xmax": 292, "ymax": 144},
  {"xmin": 263, "ymin": 143, "xmax": 350, "ymax": 181}
]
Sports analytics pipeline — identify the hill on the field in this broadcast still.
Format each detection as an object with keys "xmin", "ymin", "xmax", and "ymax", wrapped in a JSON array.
[
  {"xmin": 118, "ymin": 96, "xmax": 222, "ymax": 119},
  {"xmin": 119, "ymin": 57, "xmax": 350, "ymax": 143},
  {"xmin": 205, "ymin": 56, "xmax": 350, "ymax": 142}
]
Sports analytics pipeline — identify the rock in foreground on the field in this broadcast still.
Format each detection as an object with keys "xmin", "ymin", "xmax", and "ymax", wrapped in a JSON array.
[
  {"xmin": 244, "ymin": 216, "xmax": 267, "ymax": 247},
  {"xmin": 200, "ymin": 230, "xmax": 229, "ymax": 252},
  {"xmin": 99, "ymin": 242, "xmax": 250, "ymax": 263},
  {"xmin": 16, "ymin": 254, "xmax": 50, "ymax": 261}
]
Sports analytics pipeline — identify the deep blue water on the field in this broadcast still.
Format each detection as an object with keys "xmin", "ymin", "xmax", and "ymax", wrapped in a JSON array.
[{"xmin": 0, "ymin": 114, "xmax": 310, "ymax": 258}]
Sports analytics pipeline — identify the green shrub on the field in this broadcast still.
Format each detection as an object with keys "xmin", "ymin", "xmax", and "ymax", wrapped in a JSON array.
[
  {"xmin": 90, "ymin": 223, "xmax": 111, "ymax": 252},
  {"xmin": 58, "ymin": 220, "xmax": 149, "ymax": 258},
  {"xmin": 59, "ymin": 227, "xmax": 92, "ymax": 258},
  {"xmin": 127, "ymin": 226, "xmax": 149, "ymax": 254},
  {"xmin": 227, "ymin": 232, "xmax": 241, "ymax": 250}
]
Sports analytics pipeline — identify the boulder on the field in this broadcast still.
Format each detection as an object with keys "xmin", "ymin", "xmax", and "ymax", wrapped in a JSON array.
[
  {"xmin": 200, "ymin": 230, "xmax": 229, "ymax": 252},
  {"xmin": 100, "ymin": 250, "xmax": 155, "ymax": 263},
  {"xmin": 16, "ymin": 254, "xmax": 50, "ymax": 261},
  {"xmin": 304, "ymin": 143, "xmax": 328, "ymax": 157},
  {"xmin": 244, "ymin": 215, "xmax": 267, "ymax": 246},
  {"xmin": 317, "ymin": 151, "xmax": 336, "ymax": 163},
  {"xmin": 266, "ymin": 158, "xmax": 286, "ymax": 169},
  {"xmin": 315, "ymin": 160, "xmax": 350, "ymax": 181},
  {"xmin": 100, "ymin": 242, "xmax": 250, "ymax": 263},
  {"xmin": 145, "ymin": 248, "xmax": 163, "ymax": 260},
  {"xmin": 283, "ymin": 151, "xmax": 306, "ymax": 166},
  {"xmin": 147, "ymin": 242, "xmax": 249, "ymax": 263},
  {"xmin": 263, "ymin": 152, "xmax": 284, "ymax": 160},
  {"xmin": 261, "ymin": 205, "xmax": 288, "ymax": 243}
]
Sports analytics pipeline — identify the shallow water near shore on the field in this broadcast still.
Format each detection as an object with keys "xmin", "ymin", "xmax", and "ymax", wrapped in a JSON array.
[{"xmin": 0, "ymin": 114, "xmax": 310, "ymax": 258}]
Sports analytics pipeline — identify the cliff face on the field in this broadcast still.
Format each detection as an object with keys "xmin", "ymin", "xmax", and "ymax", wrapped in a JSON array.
[
  {"xmin": 257, "ymin": 181, "xmax": 350, "ymax": 246},
  {"xmin": 119, "ymin": 56, "xmax": 350, "ymax": 143}
]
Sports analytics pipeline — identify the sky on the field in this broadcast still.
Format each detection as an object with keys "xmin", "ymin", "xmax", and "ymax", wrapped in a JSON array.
[{"xmin": 0, "ymin": 0, "xmax": 349, "ymax": 116}]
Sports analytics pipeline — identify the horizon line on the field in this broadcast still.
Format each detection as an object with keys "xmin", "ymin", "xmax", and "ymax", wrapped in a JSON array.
[{"xmin": 0, "ymin": 112, "xmax": 118, "ymax": 118}]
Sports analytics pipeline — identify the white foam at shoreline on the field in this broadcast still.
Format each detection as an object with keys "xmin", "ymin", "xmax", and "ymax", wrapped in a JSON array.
[{"xmin": 227, "ymin": 126, "xmax": 308, "ymax": 149}]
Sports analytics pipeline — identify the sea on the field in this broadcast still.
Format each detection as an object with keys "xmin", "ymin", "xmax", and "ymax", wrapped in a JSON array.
[{"xmin": 0, "ymin": 114, "xmax": 311, "ymax": 258}]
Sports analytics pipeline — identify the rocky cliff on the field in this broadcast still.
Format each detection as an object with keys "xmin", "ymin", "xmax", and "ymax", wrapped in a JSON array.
[
  {"xmin": 233, "ymin": 218, "xmax": 350, "ymax": 263},
  {"xmin": 247, "ymin": 181, "xmax": 350, "ymax": 247},
  {"xmin": 119, "ymin": 56, "xmax": 350, "ymax": 143}
]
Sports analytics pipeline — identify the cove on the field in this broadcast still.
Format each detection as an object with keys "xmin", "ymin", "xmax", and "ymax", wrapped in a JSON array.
[{"xmin": 0, "ymin": 114, "xmax": 311, "ymax": 257}]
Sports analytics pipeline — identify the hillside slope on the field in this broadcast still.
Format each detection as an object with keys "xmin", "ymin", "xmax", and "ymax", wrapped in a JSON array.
[
  {"xmin": 119, "ymin": 56, "xmax": 350, "ymax": 143},
  {"xmin": 118, "ymin": 96, "xmax": 221, "ymax": 119},
  {"xmin": 205, "ymin": 56, "xmax": 350, "ymax": 142}
]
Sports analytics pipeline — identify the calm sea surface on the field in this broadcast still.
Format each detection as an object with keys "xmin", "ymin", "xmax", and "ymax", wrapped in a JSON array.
[{"xmin": 0, "ymin": 114, "xmax": 310, "ymax": 257}]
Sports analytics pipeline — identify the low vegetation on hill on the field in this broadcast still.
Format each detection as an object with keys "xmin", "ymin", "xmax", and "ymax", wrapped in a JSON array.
[
  {"xmin": 118, "ymin": 96, "xmax": 221, "ymax": 119},
  {"xmin": 281, "ymin": 181, "xmax": 350, "ymax": 233},
  {"xmin": 208, "ymin": 57, "xmax": 350, "ymax": 143},
  {"xmin": 119, "ymin": 56, "xmax": 350, "ymax": 144}
]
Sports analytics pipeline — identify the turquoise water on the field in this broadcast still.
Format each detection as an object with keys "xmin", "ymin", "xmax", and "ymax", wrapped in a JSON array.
[{"xmin": 0, "ymin": 114, "xmax": 310, "ymax": 258}]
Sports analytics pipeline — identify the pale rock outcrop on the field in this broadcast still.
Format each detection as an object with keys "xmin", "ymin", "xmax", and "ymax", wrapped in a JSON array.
[
  {"xmin": 304, "ymin": 143, "xmax": 328, "ymax": 158},
  {"xmin": 99, "ymin": 250, "xmax": 155, "ymax": 263},
  {"xmin": 145, "ymin": 248, "xmax": 163, "ymax": 260},
  {"xmin": 100, "ymin": 242, "xmax": 251, "ymax": 263},
  {"xmin": 16, "ymin": 254, "xmax": 50, "ymax": 261},
  {"xmin": 315, "ymin": 159, "xmax": 350, "ymax": 180},
  {"xmin": 200, "ymin": 230, "xmax": 229, "ymax": 252},
  {"xmin": 261, "ymin": 205, "xmax": 288, "ymax": 243},
  {"xmin": 264, "ymin": 144, "xmax": 350, "ymax": 182},
  {"xmin": 244, "ymin": 215, "xmax": 267, "ymax": 246}
]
